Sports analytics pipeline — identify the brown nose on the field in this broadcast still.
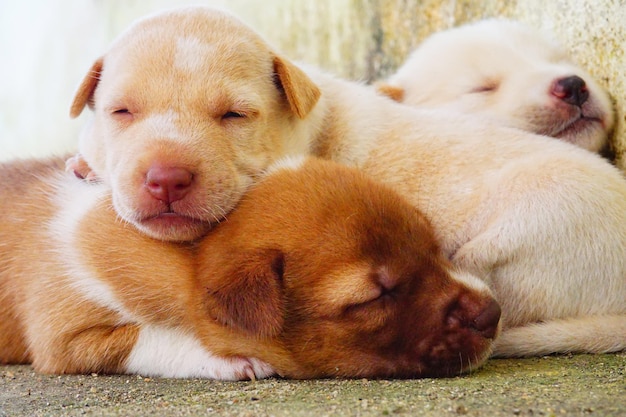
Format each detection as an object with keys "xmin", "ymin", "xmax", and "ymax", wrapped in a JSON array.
[
  {"xmin": 145, "ymin": 165, "xmax": 193, "ymax": 204},
  {"xmin": 470, "ymin": 299, "xmax": 501, "ymax": 339},
  {"xmin": 551, "ymin": 75, "xmax": 589, "ymax": 107},
  {"xmin": 448, "ymin": 296, "xmax": 501, "ymax": 340}
]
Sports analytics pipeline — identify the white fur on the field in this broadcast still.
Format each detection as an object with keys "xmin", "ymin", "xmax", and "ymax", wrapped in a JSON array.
[
  {"xmin": 125, "ymin": 324, "xmax": 273, "ymax": 379},
  {"xmin": 47, "ymin": 176, "xmax": 131, "ymax": 318},
  {"xmin": 450, "ymin": 270, "xmax": 491, "ymax": 295},
  {"xmin": 264, "ymin": 155, "xmax": 307, "ymax": 176},
  {"xmin": 175, "ymin": 36, "xmax": 216, "ymax": 72},
  {"xmin": 142, "ymin": 110, "xmax": 184, "ymax": 142},
  {"xmin": 494, "ymin": 315, "xmax": 626, "ymax": 357}
]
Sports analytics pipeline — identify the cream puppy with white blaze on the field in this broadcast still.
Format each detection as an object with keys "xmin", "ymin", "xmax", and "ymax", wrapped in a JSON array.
[
  {"xmin": 377, "ymin": 19, "xmax": 614, "ymax": 153},
  {"xmin": 70, "ymin": 7, "xmax": 322, "ymax": 241}
]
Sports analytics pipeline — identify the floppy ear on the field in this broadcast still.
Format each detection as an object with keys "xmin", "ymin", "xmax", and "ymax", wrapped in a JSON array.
[
  {"xmin": 273, "ymin": 55, "xmax": 321, "ymax": 119},
  {"xmin": 375, "ymin": 82, "xmax": 405, "ymax": 102},
  {"xmin": 202, "ymin": 249, "xmax": 285, "ymax": 338},
  {"xmin": 70, "ymin": 57, "xmax": 103, "ymax": 118}
]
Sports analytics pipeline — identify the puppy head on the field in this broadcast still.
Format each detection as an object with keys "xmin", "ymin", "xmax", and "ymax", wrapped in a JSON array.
[
  {"xmin": 378, "ymin": 19, "xmax": 614, "ymax": 154},
  {"xmin": 198, "ymin": 158, "xmax": 500, "ymax": 379},
  {"xmin": 70, "ymin": 7, "xmax": 321, "ymax": 242}
]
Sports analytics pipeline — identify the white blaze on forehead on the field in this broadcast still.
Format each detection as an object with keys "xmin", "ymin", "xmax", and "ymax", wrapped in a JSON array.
[
  {"xmin": 144, "ymin": 110, "xmax": 185, "ymax": 142},
  {"xmin": 174, "ymin": 36, "xmax": 216, "ymax": 72}
]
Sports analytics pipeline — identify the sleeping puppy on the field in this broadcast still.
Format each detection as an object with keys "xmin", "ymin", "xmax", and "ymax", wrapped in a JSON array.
[
  {"xmin": 68, "ymin": 6, "xmax": 323, "ymax": 242},
  {"xmin": 376, "ymin": 19, "xmax": 614, "ymax": 154},
  {"xmin": 308, "ymin": 66, "xmax": 626, "ymax": 358},
  {"xmin": 68, "ymin": 7, "xmax": 626, "ymax": 358},
  {"xmin": 0, "ymin": 156, "xmax": 500, "ymax": 379}
]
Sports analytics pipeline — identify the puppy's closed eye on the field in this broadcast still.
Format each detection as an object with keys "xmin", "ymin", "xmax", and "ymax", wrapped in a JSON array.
[
  {"xmin": 470, "ymin": 79, "xmax": 500, "ymax": 94},
  {"xmin": 107, "ymin": 104, "xmax": 135, "ymax": 122},
  {"xmin": 343, "ymin": 269, "xmax": 398, "ymax": 315},
  {"xmin": 344, "ymin": 286, "xmax": 397, "ymax": 313},
  {"xmin": 222, "ymin": 110, "xmax": 246, "ymax": 119},
  {"xmin": 109, "ymin": 108, "xmax": 134, "ymax": 125}
]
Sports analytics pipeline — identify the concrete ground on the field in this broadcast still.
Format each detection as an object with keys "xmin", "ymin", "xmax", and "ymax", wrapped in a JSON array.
[{"xmin": 1, "ymin": 353, "xmax": 624, "ymax": 417}]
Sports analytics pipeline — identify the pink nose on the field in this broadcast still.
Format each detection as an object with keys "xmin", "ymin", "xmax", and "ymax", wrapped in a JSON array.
[{"xmin": 145, "ymin": 166, "xmax": 193, "ymax": 204}]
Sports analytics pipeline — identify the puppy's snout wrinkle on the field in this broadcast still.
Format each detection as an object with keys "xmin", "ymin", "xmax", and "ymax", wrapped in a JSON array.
[
  {"xmin": 145, "ymin": 165, "xmax": 194, "ymax": 204},
  {"xmin": 552, "ymin": 75, "xmax": 589, "ymax": 107}
]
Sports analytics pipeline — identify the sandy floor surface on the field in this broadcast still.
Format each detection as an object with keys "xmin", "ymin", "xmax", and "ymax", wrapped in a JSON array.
[{"xmin": 1, "ymin": 353, "xmax": 624, "ymax": 417}]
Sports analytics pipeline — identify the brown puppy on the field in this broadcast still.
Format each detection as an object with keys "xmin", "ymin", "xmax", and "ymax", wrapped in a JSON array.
[{"xmin": 0, "ymin": 157, "xmax": 499, "ymax": 379}]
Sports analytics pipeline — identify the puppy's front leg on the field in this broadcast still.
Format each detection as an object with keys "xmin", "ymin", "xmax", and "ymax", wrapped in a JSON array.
[
  {"xmin": 125, "ymin": 324, "xmax": 275, "ymax": 380},
  {"xmin": 32, "ymin": 321, "xmax": 274, "ymax": 379},
  {"xmin": 30, "ymin": 322, "xmax": 140, "ymax": 375},
  {"xmin": 450, "ymin": 232, "xmax": 501, "ymax": 284}
]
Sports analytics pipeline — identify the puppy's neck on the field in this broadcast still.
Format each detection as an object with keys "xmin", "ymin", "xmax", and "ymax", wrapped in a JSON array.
[{"xmin": 303, "ymin": 67, "xmax": 407, "ymax": 166}]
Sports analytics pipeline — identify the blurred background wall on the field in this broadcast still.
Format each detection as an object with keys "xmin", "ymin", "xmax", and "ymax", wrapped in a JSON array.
[{"xmin": 2, "ymin": 0, "xmax": 624, "ymax": 167}]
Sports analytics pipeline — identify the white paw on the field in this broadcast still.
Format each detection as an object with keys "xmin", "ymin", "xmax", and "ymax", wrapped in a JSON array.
[
  {"xmin": 125, "ymin": 325, "xmax": 276, "ymax": 380},
  {"xmin": 212, "ymin": 356, "xmax": 276, "ymax": 381}
]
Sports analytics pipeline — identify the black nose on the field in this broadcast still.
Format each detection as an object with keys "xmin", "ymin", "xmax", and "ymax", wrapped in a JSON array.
[{"xmin": 552, "ymin": 75, "xmax": 589, "ymax": 107}]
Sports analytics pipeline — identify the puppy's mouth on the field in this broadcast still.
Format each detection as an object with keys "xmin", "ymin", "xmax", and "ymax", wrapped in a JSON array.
[
  {"xmin": 551, "ymin": 115, "xmax": 604, "ymax": 139},
  {"xmin": 139, "ymin": 212, "xmax": 213, "ymax": 241}
]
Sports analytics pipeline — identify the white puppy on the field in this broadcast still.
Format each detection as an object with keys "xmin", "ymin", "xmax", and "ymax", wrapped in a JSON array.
[{"xmin": 377, "ymin": 19, "xmax": 614, "ymax": 154}]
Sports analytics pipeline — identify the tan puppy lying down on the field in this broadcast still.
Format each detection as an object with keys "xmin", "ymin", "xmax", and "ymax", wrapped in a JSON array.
[
  {"xmin": 69, "ymin": 7, "xmax": 625, "ymax": 357},
  {"xmin": 0, "ymin": 156, "xmax": 500, "ymax": 379},
  {"xmin": 377, "ymin": 19, "xmax": 614, "ymax": 154}
]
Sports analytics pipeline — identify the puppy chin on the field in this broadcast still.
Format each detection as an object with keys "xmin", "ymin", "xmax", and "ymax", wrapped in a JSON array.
[
  {"xmin": 113, "ymin": 200, "xmax": 213, "ymax": 242},
  {"xmin": 135, "ymin": 214, "xmax": 213, "ymax": 242},
  {"xmin": 553, "ymin": 118, "xmax": 606, "ymax": 148}
]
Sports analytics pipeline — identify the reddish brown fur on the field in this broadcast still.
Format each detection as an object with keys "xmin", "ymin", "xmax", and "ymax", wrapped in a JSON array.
[{"xmin": 198, "ymin": 158, "xmax": 499, "ymax": 378}]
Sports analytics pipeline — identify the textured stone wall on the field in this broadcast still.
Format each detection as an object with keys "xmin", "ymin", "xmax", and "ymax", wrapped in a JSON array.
[{"xmin": 230, "ymin": 0, "xmax": 625, "ymax": 168}]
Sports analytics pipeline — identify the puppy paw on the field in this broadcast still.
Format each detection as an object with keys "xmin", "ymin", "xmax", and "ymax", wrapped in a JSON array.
[
  {"xmin": 65, "ymin": 154, "xmax": 99, "ymax": 182},
  {"xmin": 220, "ymin": 356, "xmax": 276, "ymax": 381},
  {"xmin": 246, "ymin": 357, "xmax": 276, "ymax": 380}
]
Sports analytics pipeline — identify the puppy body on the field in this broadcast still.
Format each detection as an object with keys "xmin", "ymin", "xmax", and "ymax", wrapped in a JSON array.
[
  {"xmin": 0, "ymin": 157, "xmax": 499, "ymax": 378},
  {"xmin": 377, "ymin": 19, "xmax": 614, "ymax": 154}
]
